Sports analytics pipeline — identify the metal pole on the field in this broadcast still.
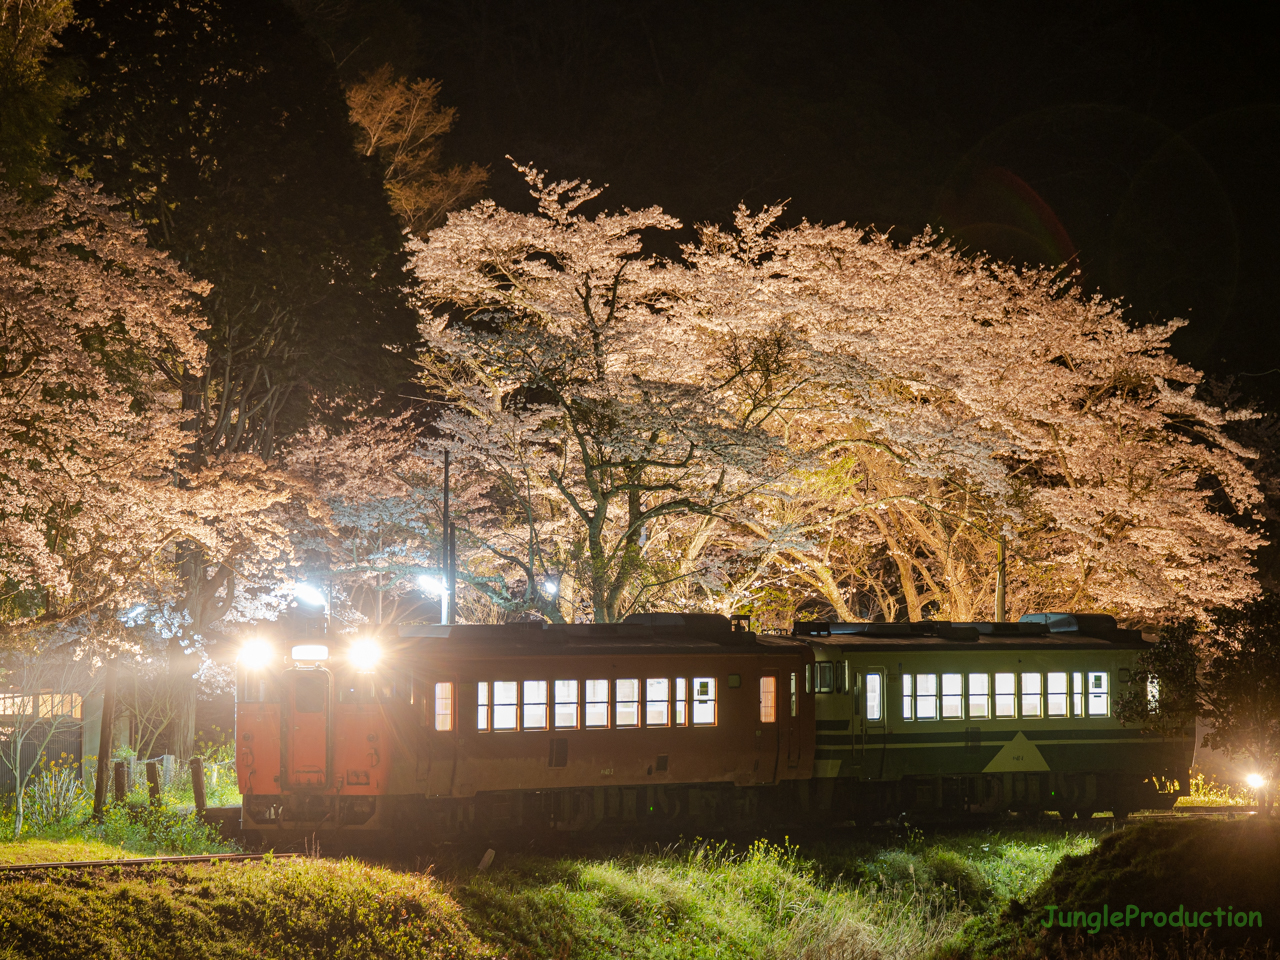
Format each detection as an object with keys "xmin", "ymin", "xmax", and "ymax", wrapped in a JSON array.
[
  {"xmin": 442, "ymin": 450, "xmax": 450, "ymax": 626},
  {"xmin": 447, "ymin": 522, "xmax": 457, "ymax": 625},
  {"xmin": 92, "ymin": 659, "xmax": 117, "ymax": 820},
  {"xmin": 995, "ymin": 536, "xmax": 1007, "ymax": 623}
]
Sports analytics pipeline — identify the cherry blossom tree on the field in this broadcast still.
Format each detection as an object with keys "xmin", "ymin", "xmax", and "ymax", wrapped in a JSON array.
[
  {"xmin": 408, "ymin": 164, "xmax": 811, "ymax": 622},
  {"xmin": 405, "ymin": 167, "xmax": 1263, "ymax": 625},
  {"xmin": 0, "ymin": 177, "xmax": 297, "ymax": 763}
]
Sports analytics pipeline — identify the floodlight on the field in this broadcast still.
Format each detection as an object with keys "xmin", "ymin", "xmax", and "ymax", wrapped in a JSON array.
[
  {"xmin": 349, "ymin": 638, "xmax": 383, "ymax": 673},
  {"xmin": 543, "ymin": 580, "xmax": 558, "ymax": 596},
  {"xmin": 294, "ymin": 582, "xmax": 326, "ymax": 606},
  {"xmin": 291, "ymin": 644, "xmax": 329, "ymax": 662},
  {"xmin": 238, "ymin": 638, "xmax": 275, "ymax": 671},
  {"xmin": 1247, "ymin": 773, "xmax": 1267, "ymax": 789},
  {"xmin": 418, "ymin": 574, "xmax": 446, "ymax": 597}
]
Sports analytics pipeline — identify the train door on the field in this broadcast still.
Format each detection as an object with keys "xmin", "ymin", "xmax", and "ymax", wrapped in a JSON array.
[
  {"xmin": 786, "ymin": 670, "xmax": 801, "ymax": 769},
  {"xmin": 862, "ymin": 665, "xmax": 886, "ymax": 779},
  {"xmin": 424, "ymin": 677, "xmax": 458, "ymax": 797},
  {"xmin": 285, "ymin": 669, "xmax": 330, "ymax": 788},
  {"xmin": 758, "ymin": 673, "xmax": 781, "ymax": 783}
]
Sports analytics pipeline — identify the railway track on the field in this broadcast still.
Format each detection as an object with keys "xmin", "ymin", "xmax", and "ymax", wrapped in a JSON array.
[{"xmin": 0, "ymin": 852, "xmax": 303, "ymax": 874}]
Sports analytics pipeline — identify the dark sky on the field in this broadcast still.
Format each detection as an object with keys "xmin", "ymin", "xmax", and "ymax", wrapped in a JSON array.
[{"xmin": 359, "ymin": 1, "xmax": 1280, "ymax": 395}]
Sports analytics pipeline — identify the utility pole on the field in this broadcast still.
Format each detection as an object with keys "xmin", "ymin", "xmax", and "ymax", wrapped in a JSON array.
[
  {"xmin": 447, "ymin": 521, "xmax": 457, "ymax": 625},
  {"xmin": 995, "ymin": 536, "xmax": 1007, "ymax": 623},
  {"xmin": 441, "ymin": 450, "xmax": 450, "ymax": 626},
  {"xmin": 92, "ymin": 658, "xmax": 118, "ymax": 820}
]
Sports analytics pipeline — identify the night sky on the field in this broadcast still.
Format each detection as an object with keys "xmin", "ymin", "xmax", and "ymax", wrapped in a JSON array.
[{"xmin": 357, "ymin": 1, "xmax": 1280, "ymax": 400}]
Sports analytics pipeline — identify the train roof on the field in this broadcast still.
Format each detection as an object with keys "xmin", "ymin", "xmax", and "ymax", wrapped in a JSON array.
[
  {"xmin": 394, "ymin": 611, "xmax": 1149, "ymax": 657},
  {"xmin": 396, "ymin": 615, "xmax": 807, "ymax": 659},
  {"xmin": 791, "ymin": 613, "xmax": 1149, "ymax": 652}
]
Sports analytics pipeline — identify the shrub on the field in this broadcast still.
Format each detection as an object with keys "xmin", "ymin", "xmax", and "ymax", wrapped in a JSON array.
[
  {"xmin": 926, "ymin": 849, "xmax": 993, "ymax": 909},
  {"xmin": 90, "ymin": 800, "xmax": 236, "ymax": 855},
  {"xmin": 21, "ymin": 760, "xmax": 91, "ymax": 834},
  {"xmin": 863, "ymin": 849, "xmax": 932, "ymax": 891}
]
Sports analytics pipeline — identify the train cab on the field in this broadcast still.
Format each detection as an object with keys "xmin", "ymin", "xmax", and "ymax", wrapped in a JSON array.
[{"xmin": 235, "ymin": 629, "xmax": 409, "ymax": 834}]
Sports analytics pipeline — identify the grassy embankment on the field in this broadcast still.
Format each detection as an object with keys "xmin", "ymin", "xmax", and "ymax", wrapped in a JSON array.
[{"xmin": 0, "ymin": 825, "xmax": 1095, "ymax": 959}]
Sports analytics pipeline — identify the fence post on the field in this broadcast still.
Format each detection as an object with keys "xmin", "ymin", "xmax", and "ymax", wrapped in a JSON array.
[
  {"xmin": 190, "ymin": 757, "xmax": 206, "ymax": 814},
  {"xmin": 92, "ymin": 659, "xmax": 118, "ymax": 820},
  {"xmin": 113, "ymin": 760, "xmax": 126, "ymax": 802},
  {"xmin": 145, "ymin": 761, "xmax": 161, "ymax": 805}
]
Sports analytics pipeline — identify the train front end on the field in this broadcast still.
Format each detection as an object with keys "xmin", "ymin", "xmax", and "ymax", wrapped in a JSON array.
[{"xmin": 235, "ymin": 632, "xmax": 401, "ymax": 840}]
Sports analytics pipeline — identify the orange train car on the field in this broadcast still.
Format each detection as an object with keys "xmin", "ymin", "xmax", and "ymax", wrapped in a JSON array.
[{"xmin": 236, "ymin": 614, "xmax": 816, "ymax": 840}]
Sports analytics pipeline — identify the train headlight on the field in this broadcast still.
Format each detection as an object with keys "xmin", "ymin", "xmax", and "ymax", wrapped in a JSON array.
[
  {"xmin": 1247, "ymin": 773, "xmax": 1267, "ymax": 789},
  {"xmin": 349, "ymin": 638, "xmax": 382, "ymax": 673},
  {"xmin": 238, "ymin": 638, "xmax": 274, "ymax": 671}
]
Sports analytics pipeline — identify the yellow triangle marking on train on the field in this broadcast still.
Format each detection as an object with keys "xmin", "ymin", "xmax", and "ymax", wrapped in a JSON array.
[{"xmin": 982, "ymin": 731, "xmax": 1050, "ymax": 772}]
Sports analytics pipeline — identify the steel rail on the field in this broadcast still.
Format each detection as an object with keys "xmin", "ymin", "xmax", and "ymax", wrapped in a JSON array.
[{"xmin": 0, "ymin": 852, "xmax": 302, "ymax": 873}]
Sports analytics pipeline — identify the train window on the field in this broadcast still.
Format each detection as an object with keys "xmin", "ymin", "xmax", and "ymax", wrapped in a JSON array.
[
  {"xmin": 915, "ymin": 674, "xmax": 938, "ymax": 720},
  {"xmin": 295, "ymin": 674, "xmax": 327, "ymax": 713},
  {"xmin": 805, "ymin": 665, "xmax": 812, "ymax": 694},
  {"xmin": 1021, "ymin": 673, "xmax": 1043, "ymax": 718},
  {"xmin": 865, "ymin": 673, "xmax": 882, "ymax": 721},
  {"xmin": 646, "ymin": 678, "xmax": 670, "ymax": 726},
  {"xmin": 815, "ymin": 662, "xmax": 835, "ymax": 693},
  {"xmin": 554, "ymin": 680, "xmax": 579, "ymax": 729},
  {"xmin": 675, "ymin": 678, "xmax": 688, "ymax": 725},
  {"xmin": 837, "ymin": 662, "xmax": 849, "ymax": 694},
  {"xmin": 941, "ymin": 674, "xmax": 963, "ymax": 719},
  {"xmin": 435, "ymin": 682, "xmax": 454, "ymax": 731},
  {"xmin": 692, "ymin": 677, "xmax": 716, "ymax": 725},
  {"xmin": 1088, "ymin": 672, "xmax": 1109, "ymax": 716},
  {"xmin": 968, "ymin": 673, "xmax": 990, "ymax": 718},
  {"xmin": 759, "ymin": 676, "xmax": 777, "ymax": 723},
  {"xmin": 1072, "ymin": 673, "xmax": 1084, "ymax": 716},
  {"xmin": 902, "ymin": 674, "xmax": 913, "ymax": 720},
  {"xmin": 791, "ymin": 672, "xmax": 798, "ymax": 716},
  {"xmin": 1047, "ymin": 673, "xmax": 1068, "ymax": 717},
  {"xmin": 493, "ymin": 681, "xmax": 519, "ymax": 730},
  {"xmin": 585, "ymin": 679, "xmax": 610, "ymax": 727},
  {"xmin": 616, "ymin": 679, "xmax": 640, "ymax": 727},
  {"xmin": 994, "ymin": 673, "xmax": 1016, "ymax": 718},
  {"xmin": 524, "ymin": 680, "xmax": 548, "ymax": 730},
  {"xmin": 478, "ymin": 682, "xmax": 490, "ymax": 731}
]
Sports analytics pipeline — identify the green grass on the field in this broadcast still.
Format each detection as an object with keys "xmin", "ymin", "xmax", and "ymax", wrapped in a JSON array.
[
  {"xmin": 0, "ymin": 856, "xmax": 488, "ymax": 960},
  {"xmin": 0, "ymin": 837, "xmax": 139, "ymax": 866},
  {"xmin": 0, "ymin": 821, "xmax": 1103, "ymax": 959},
  {"xmin": 442, "ymin": 828, "xmax": 1100, "ymax": 960}
]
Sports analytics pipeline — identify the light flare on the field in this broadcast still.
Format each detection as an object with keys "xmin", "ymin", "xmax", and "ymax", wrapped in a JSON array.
[
  {"xmin": 238, "ymin": 638, "xmax": 275, "ymax": 671},
  {"xmin": 349, "ymin": 638, "xmax": 383, "ymax": 673}
]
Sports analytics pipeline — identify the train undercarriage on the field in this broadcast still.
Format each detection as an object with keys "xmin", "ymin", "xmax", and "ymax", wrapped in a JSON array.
[{"xmin": 238, "ymin": 771, "xmax": 1184, "ymax": 844}]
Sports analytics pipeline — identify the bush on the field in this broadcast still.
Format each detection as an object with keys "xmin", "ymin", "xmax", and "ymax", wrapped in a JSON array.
[
  {"xmin": 90, "ymin": 800, "xmax": 237, "ymax": 855},
  {"xmin": 22, "ymin": 760, "xmax": 91, "ymax": 834},
  {"xmin": 862, "ymin": 849, "xmax": 932, "ymax": 890},
  {"xmin": 926, "ymin": 849, "xmax": 993, "ymax": 909}
]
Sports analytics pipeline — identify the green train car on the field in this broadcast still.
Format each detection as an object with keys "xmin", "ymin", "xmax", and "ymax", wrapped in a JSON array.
[{"xmin": 793, "ymin": 613, "xmax": 1192, "ymax": 820}]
